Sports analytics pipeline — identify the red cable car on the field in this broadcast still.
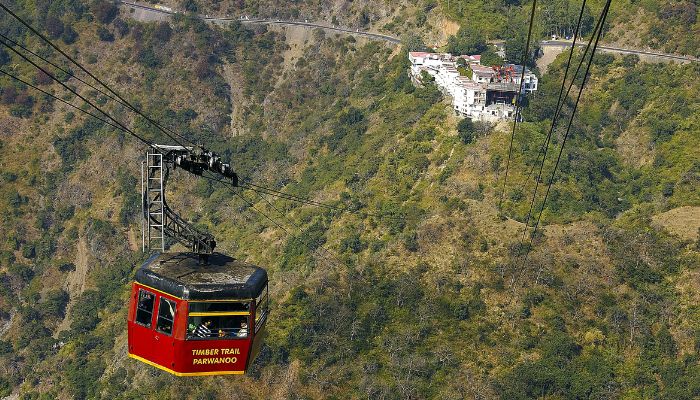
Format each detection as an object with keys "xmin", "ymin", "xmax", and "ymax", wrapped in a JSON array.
[{"xmin": 127, "ymin": 252, "xmax": 269, "ymax": 376}]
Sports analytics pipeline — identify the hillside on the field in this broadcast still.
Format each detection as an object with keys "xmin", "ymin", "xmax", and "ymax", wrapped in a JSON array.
[{"xmin": 0, "ymin": 0, "xmax": 699, "ymax": 399}]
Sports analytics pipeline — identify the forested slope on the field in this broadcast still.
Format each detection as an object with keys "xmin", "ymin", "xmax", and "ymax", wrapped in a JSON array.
[{"xmin": 0, "ymin": 0, "xmax": 698, "ymax": 399}]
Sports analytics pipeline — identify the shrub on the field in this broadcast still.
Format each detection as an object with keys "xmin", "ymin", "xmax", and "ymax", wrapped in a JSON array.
[
  {"xmin": 0, "ymin": 48, "xmax": 9, "ymax": 66},
  {"xmin": 97, "ymin": 26, "xmax": 114, "ymax": 42},
  {"xmin": 622, "ymin": 54, "xmax": 639, "ymax": 68},
  {"xmin": 340, "ymin": 233, "xmax": 367, "ymax": 254},
  {"xmin": 59, "ymin": 263, "xmax": 76, "ymax": 272},
  {"xmin": 182, "ymin": 0, "xmax": 198, "ymax": 13},
  {"xmin": 0, "ymin": 340, "xmax": 12, "ymax": 355},
  {"xmin": 662, "ymin": 182, "xmax": 674, "ymax": 197},
  {"xmin": 41, "ymin": 290, "xmax": 70, "ymax": 318},
  {"xmin": 0, "ymin": 377, "xmax": 9, "ymax": 398},
  {"xmin": 457, "ymin": 118, "xmax": 475, "ymax": 144},
  {"xmin": 153, "ymin": 22, "xmax": 172, "ymax": 42},
  {"xmin": 45, "ymin": 16, "xmax": 64, "ymax": 38},
  {"xmin": 22, "ymin": 244, "xmax": 36, "ymax": 259},
  {"xmin": 403, "ymin": 231, "xmax": 419, "ymax": 252},
  {"xmin": 62, "ymin": 26, "xmax": 78, "ymax": 44},
  {"xmin": 35, "ymin": 70, "xmax": 53, "ymax": 85},
  {"xmin": 8, "ymin": 264, "xmax": 34, "ymax": 283},
  {"xmin": 113, "ymin": 18, "xmax": 129, "ymax": 37},
  {"xmin": 91, "ymin": 0, "xmax": 118, "ymax": 24}
]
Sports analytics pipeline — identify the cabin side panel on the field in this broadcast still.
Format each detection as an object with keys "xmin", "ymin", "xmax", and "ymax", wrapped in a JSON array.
[{"xmin": 173, "ymin": 338, "xmax": 252, "ymax": 374}]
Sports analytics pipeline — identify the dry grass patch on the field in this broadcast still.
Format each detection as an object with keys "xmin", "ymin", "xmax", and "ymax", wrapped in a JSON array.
[{"xmin": 652, "ymin": 206, "xmax": 700, "ymax": 242}]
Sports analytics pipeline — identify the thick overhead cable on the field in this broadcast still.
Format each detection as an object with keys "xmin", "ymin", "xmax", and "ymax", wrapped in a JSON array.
[
  {"xmin": 0, "ymin": 32, "xmax": 129, "ymax": 110},
  {"xmin": 520, "ymin": 0, "xmax": 612, "ymax": 268},
  {"xmin": 203, "ymin": 173, "xmax": 345, "ymax": 269},
  {"xmin": 0, "ymin": 68, "xmax": 126, "ymax": 132},
  {"xmin": 517, "ymin": 0, "xmax": 590, "ymax": 244},
  {"xmin": 234, "ymin": 189, "xmax": 290, "ymax": 234},
  {"xmin": 240, "ymin": 183, "xmax": 349, "ymax": 213},
  {"xmin": 0, "ymin": 2, "xmax": 193, "ymax": 149},
  {"xmin": 498, "ymin": 0, "xmax": 538, "ymax": 210},
  {"xmin": 0, "ymin": 37, "xmax": 155, "ymax": 148},
  {"xmin": 199, "ymin": 174, "xmax": 362, "ymax": 220}
]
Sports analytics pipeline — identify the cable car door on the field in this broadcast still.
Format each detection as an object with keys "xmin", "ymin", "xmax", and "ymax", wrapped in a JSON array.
[
  {"xmin": 132, "ymin": 288, "xmax": 158, "ymax": 357},
  {"xmin": 152, "ymin": 296, "xmax": 177, "ymax": 369}
]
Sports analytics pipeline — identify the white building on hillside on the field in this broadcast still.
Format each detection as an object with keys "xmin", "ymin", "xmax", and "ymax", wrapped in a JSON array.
[{"xmin": 408, "ymin": 51, "xmax": 538, "ymax": 122}]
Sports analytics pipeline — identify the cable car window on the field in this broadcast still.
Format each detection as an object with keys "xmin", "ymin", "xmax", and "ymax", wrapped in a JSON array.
[
  {"xmin": 255, "ymin": 284, "xmax": 269, "ymax": 333},
  {"xmin": 188, "ymin": 302, "xmax": 250, "ymax": 313},
  {"xmin": 187, "ymin": 315, "xmax": 249, "ymax": 339},
  {"xmin": 135, "ymin": 289, "xmax": 155, "ymax": 327},
  {"xmin": 156, "ymin": 297, "xmax": 176, "ymax": 336},
  {"xmin": 187, "ymin": 302, "xmax": 250, "ymax": 340}
]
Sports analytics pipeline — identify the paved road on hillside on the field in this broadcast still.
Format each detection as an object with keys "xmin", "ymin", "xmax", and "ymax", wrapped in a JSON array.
[
  {"xmin": 119, "ymin": 1, "xmax": 697, "ymax": 63},
  {"xmin": 118, "ymin": 1, "xmax": 401, "ymax": 44},
  {"xmin": 541, "ymin": 40, "xmax": 698, "ymax": 63}
]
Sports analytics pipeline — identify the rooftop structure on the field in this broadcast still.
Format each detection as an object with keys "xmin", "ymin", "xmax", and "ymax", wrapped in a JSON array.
[{"xmin": 136, "ymin": 252, "xmax": 268, "ymax": 300}]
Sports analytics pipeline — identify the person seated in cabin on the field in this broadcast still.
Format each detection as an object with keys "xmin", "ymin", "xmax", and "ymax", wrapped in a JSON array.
[
  {"xmin": 138, "ymin": 292, "xmax": 153, "ymax": 310},
  {"xmin": 218, "ymin": 329, "xmax": 227, "ymax": 338},
  {"xmin": 237, "ymin": 322, "xmax": 248, "ymax": 338},
  {"xmin": 194, "ymin": 319, "xmax": 213, "ymax": 338}
]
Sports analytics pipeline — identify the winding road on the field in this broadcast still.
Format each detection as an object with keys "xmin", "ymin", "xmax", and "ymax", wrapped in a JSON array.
[
  {"xmin": 119, "ymin": 1, "xmax": 400, "ymax": 44},
  {"xmin": 119, "ymin": 1, "xmax": 697, "ymax": 63},
  {"xmin": 541, "ymin": 40, "xmax": 698, "ymax": 63}
]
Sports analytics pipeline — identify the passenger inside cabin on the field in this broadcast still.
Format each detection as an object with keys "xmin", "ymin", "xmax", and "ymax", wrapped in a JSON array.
[
  {"xmin": 237, "ymin": 322, "xmax": 248, "ymax": 338},
  {"xmin": 194, "ymin": 319, "xmax": 213, "ymax": 338},
  {"xmin": 139, "ymin": 292, "xmax": 153, "ymax": 309}
]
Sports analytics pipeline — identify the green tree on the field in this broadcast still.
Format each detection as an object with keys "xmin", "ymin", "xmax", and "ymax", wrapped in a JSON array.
[
  {"xmin": 45, "ymin": 16, "xmax": 64, "ymax": 39},
  {"xmin": 62, "ymin": 25, "xmax": 78, "ymax": 44},
  {"xmin": 153, "ymin": 22, "xmax": 172, "ymax": 42},
  {"xmin": 41, "ymin": 290, "xmax": 70, "ymax": 318},
  {"xmin": 447, "ymin": 26, "xmax": 487, "ymax": 55},
  {"xmin": 401, "ymin": 33, "xmax": 427, "ymax": 52},
  {"xmin": 0, "ymin": 48, "xmax": 9, "ymax": 66},
  {"xmin": 479, "ymin": 46, "xmax": 504, "ymax": 66},
  {"xmin": 91, "ymin": 0, "xmax": 118, "ymax": 24},
  {"xmin": 97, "ymin": 26, "xmax": 114, "ymax": 42},
  {"xmin": 457, "ymin": 118, "xmax": 475, "ymax": 144},
  {"xmin": 181, "ymin": 0, "xmax": 198, "ymax": 13},
  {"xmin": 505, "ymin": 34, "xmax": 538, "ymax": 65}
]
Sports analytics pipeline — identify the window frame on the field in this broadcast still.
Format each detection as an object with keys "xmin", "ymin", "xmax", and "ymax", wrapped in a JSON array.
[
  {"xmin": 155, "ymin": 296, "xmax": 177, "ymax": 336},
  {"xmin": 185, "ymin": 300, "xmax": 252, "ymax": 341},
  {"xmin": 255, "ymin": 284, "xmax": 269, "ymax": 333},
  {"xmin": 135, "ymin": 288, "xmax": 155, "ymax": 328}
]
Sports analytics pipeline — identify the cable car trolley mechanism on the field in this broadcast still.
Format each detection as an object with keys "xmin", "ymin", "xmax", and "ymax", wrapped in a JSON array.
[{"xmin": 127, "ymin": 145, "xmax": 269, "ymax": 376}]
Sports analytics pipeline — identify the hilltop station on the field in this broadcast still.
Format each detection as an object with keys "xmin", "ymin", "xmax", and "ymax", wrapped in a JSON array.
[{"xmin": 409, "ymin": 51, "xmax": 538, "ymax": 122}]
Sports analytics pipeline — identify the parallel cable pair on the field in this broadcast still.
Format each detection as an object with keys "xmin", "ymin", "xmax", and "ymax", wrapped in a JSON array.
[
  {"xmin": 498, "ymin": 0, "xmax": 539, "ymax": 210},
  {"xmin": 0, "ymin": 2, "xmax": 194, "ymax": 150},
  {"xmin": 0, "ymin": 3, "xmax": 396, "ymax": 222},
  {"xmin": 510, "ymin": 0, "xmax": 613, "ymax": 290},
  {"xmin": 203, "ymin": 172, "xmax": 347, "ymax": 270},
  {"xmin": 517, "ymin": 0, "xmax": 591, "ymax": 247},
  {"xmin": 520, "ymin": 0, "xmax": 611, "ymax": 264}
]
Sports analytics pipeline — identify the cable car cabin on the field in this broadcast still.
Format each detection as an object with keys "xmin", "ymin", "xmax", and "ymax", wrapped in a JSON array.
[{"xmin": 127, "ymin": 252, "xmax": 269, "ymax": 376}]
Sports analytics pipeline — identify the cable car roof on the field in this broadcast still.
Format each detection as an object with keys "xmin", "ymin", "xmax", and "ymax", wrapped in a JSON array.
[{"xmin": 135, "ymin": 252, "xmax": 268, "ymax": 300}]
